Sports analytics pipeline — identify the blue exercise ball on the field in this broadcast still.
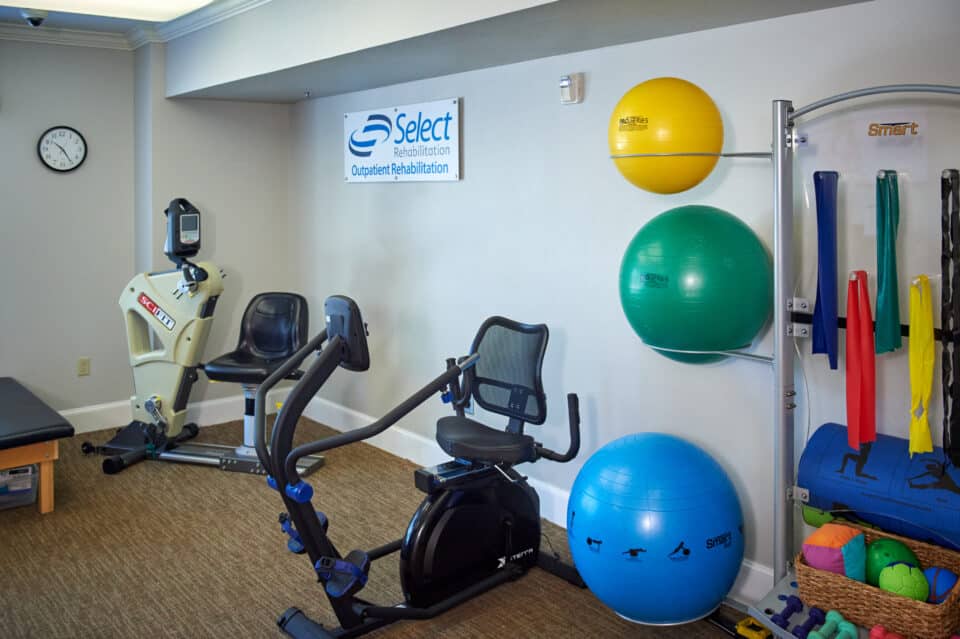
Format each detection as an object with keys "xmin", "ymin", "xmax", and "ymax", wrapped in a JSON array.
[{"xmin": 567, "ymin": 433, "xmax": 744, "ymax": 624}]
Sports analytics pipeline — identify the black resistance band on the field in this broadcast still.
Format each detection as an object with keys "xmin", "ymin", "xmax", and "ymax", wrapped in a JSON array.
[{"xmin": 942, "ymin": 169, "xmax": 960, "ymax": 465}]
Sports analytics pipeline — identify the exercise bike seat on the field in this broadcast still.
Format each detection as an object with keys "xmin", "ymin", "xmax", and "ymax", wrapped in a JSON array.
[
  {"xmin": 204, "ymin": 292, "xmax": 309, "ymax": 385},
  {"xmin": 436, "ymin": 416, "xmax": 536, "ymax": 465}
]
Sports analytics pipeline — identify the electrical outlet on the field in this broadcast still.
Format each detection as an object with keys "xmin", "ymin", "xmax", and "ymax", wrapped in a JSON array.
[{"xmin": 77, "ymin": 357, "xmax": 91, "ymax": 377}]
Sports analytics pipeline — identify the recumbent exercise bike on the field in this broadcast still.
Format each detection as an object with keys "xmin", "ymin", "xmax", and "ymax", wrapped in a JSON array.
[{"xmin": 255, "ymin": 295, "xmax": 583, "ymax": 638}]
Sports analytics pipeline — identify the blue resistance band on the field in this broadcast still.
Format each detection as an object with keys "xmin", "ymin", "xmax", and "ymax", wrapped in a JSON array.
[{"xmin": 813, "ymin": 171, "xmax": 840, "ymax": 369}]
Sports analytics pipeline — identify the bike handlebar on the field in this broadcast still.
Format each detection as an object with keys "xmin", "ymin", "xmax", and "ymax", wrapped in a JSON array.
[
  {"xmin": 282, "ymin": 353, "xmax": 479, "ymax": 482},
  {"xmin": 534, "ymin": 393, "xmax": 580, "ymax": 463},
  {"xmin": 254, "ymin": 329, "xmax": 328, "ymax": 475}
]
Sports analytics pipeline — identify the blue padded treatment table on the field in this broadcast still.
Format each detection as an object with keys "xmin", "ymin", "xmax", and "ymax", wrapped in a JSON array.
[{"xmin": 0, "ymin": 377, "xmax": 74, "ymax": 513}]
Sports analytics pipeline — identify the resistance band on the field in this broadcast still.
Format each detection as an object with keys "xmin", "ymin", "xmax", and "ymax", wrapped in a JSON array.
[
  {"xmin": 846, "ymin": 270, "xmax": 876, "ymax": 451},
  {"xmin": 943, "ymin": 169, "xmax": 960, "ymax": 465},
  {"xmin": 909, "ymin": 275, "xmax": 934, "ymax": 457},
  {"xmin": 876, "ymin": 170, "xmax": 902, "ymax": 354},
  {"xmin": 813, "ymin": 171, "xmax": 840, "ymax": 369}
]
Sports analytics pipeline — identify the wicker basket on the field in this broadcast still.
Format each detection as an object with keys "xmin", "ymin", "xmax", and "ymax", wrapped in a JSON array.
[{"xmin": 796, "ymin": 523, "xmax": 960, "ymax": 639}]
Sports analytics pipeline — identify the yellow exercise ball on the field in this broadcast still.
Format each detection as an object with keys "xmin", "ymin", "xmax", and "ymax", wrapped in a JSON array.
[{"xmin": 608, "ymin": 77, "xmax": 724, "ymax": 194}]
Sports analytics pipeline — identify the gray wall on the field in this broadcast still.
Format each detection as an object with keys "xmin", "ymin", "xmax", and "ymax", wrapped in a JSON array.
[
  {"xmin": 0, "ymin": 39, "xmax": 295, "ymax": 409},
  {"xmin": 143, "ymin": 43, "xmax": 296, "ymax": 402},
  {"xmin": 0, "ymin": 41, "xmax": 135, "ymax": 409},
  {"xmin": 287, "ymin": 0, "xmax": 960, "ymax": 570}
]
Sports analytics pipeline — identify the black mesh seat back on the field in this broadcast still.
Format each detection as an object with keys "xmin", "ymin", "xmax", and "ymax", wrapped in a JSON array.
[
  {"xmin": 238, "ymin": 292, "xmax": 308, "ymax": 361},
  {"xmin": 467, "ymin": 317, "xmax": 548, "ymax": 425}
]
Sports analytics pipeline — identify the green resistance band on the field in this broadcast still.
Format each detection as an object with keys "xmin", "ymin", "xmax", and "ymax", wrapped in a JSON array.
[{"xmin": 876, "ymin": 170, "xmax": 902, "ymax": 354}]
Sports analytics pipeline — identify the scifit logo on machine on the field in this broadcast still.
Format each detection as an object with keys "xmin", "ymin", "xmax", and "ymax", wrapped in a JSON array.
[
  {"xmin": 344, "ymin": 98, "xmax": 460, "ymax": 183},
  {"xmin": 138, "ymin": 293, "xmax": 176, "ymax": 330}
]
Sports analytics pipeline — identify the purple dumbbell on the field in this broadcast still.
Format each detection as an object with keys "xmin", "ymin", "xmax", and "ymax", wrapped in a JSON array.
[
  {"xmin": 793, "ymin": 607, "xmax": 826, "ymax": 639},
  {"xmin": 772, "ymin": 595, "xmax": 804, "ymax": 629}
]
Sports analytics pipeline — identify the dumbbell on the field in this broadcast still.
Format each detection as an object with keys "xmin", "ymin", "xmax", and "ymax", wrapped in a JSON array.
[
  {"xmin": 771, "ymin": 595, "xmax": 803, "ymax": 628},
  {"xmin": 869, "ymin": 626, "xmax": 905, "ymax": 639},
  {"xmin": 793, "ymin": 607, "xmax": 825, "ymax": 639},
  {"xmin": 809, "ymin": 610, "xmax": 856, "ymax": 639}
]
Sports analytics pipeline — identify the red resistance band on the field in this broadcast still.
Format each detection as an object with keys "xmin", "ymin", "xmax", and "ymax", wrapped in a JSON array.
[{"xmin": 846, "ymin": 270, "xmax": 877, "ymax": 450}]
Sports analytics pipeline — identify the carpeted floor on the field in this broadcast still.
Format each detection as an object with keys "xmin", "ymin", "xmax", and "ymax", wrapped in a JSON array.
[{"xmin": 0, "ymin": 418, "xmax": 736, "ymax": 638}]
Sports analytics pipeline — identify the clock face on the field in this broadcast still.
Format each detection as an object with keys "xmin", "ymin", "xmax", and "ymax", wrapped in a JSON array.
[{"xmin": 37, "ymin": 126, "xmax": 87, "ymax": 172}]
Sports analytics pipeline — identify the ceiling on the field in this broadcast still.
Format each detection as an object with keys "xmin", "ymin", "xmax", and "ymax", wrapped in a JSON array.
[
  {"xmin": 0, "ymin": 5, "xmax": 144, "ymax": 31},
  {"xmin": 177, "ymin": 0, "xmax": 866, "ymax": 103},
  {"xmin": 0, "ymin": 0, "xmax": 266, "ymax": 48},
  {"xmin": 0, "ymin": 0, "xmax": 867, "ymax": 102}
]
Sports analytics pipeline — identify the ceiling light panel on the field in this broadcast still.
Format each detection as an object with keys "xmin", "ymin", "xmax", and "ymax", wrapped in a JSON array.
[{"xmin": 13, "ymin": 1, "xmax": 216, "ymax": 22}]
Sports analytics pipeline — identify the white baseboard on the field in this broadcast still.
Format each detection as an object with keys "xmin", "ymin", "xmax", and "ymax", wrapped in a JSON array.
[
  {"xmin": 60, "ymin": 390, "xmax": 285, "ymax": 435},
  {"xmin": 60, "ymin": 399, "xmax": 131, "ymax": 435},
  {"xmin": 730, "ymin": 558, "xmax": 774, "ymax": 607},
  {"xmin": 302, "ymin": 396, "xmax": 773, "ymax": 606}
]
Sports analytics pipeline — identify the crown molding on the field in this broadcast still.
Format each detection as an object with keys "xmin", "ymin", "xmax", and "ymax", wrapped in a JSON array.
[
  {"xmin": 154, "ymin": 0, "xmax": 273, "ymax": 43},
  {"xmin": 125, "ymin": 25, "xmax": 162, "ymax": 49},
  {"xmin": 0, "ymin": 22, "xmax": 131, "ymax": 50},
  {"xmin": 0, "ymin": 0, "xmax": 273, "ymax": 51}
]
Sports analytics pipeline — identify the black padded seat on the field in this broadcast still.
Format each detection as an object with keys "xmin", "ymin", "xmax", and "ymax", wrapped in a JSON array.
[
  {"xmin": 202, "ymin": 354, "xmax": 290, "ymax": 384},
  {"xmin": 0, "ymin": 378, "xmax": 75, "ymax": 449},
  {"xmin": 204, "ymin": 292, "xmax": 308, "ymax": 386},
  {"xmin": 436, "ymin": 415, "xmax": 536, "ymax": 465}
]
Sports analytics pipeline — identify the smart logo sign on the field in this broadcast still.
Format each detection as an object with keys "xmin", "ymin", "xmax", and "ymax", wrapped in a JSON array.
[{"xmin": 344, "ymin": 98, "xmax": 460, "ymax": 183}]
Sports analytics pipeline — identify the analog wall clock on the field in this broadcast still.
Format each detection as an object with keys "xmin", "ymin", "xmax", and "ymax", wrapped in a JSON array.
[{"xmin": 37, "ymin": 125, "xmax": 87, "ymax": 173}]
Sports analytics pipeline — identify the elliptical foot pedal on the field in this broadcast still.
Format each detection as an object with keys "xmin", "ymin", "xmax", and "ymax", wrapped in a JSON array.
[
  {"xmin": 316, "ymin": 550, "xmax": 370, "ymax": 599},
  {"xmin": 279, "ymin": 511, "xmax": 328, "ymax": 554}
]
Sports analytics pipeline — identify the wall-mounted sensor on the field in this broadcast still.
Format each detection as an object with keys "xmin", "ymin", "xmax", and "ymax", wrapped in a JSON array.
[{"xmin": 560, "ymin": 73, "xmax": 584, "ymax": 105}]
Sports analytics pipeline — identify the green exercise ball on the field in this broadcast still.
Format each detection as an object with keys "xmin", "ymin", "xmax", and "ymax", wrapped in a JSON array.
[{"xmin": 619, "ymin": 205, "xmax": 772, "ymax": 363}]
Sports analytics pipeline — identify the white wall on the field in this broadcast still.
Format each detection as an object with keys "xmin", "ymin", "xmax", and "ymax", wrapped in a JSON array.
[
  {"xmin": 0, "ymin": 41, "xmax": 135, "ymax": 409},
  {"xmin": 287, "ymin": 0, "xmax": 960, "ymax": 578}
]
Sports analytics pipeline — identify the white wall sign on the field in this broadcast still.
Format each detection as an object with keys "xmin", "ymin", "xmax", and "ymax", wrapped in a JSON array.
[{"xmin": 344, "ymin": 98, "xmax": 460, "ymax": 182}]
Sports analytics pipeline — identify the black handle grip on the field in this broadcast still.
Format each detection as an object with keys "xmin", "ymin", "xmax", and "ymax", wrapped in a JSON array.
[
  {"xmin": 535, "ymin": 392, "xmax": 581, "ymax": 463},
  {"xmin": 567, "ymin": 393, "xmax": 580, "ymax": 428},
  {"xmin": 277, "ymin": 607, "xmax": 337, "ymax": 638}
]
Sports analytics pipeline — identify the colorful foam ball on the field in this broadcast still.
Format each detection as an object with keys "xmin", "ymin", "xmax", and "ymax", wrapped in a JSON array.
[
  {"xmin": 879, "ymin": 562, "xmax": 929, "ymax": 601},
  {"xmin": 866, "ymin": 539, "xmax": 920, "ymax": 587},
  {"xmin": 801, "ymin": 523, "xmax": 866, "ymax": 581},
  {"xmin": 924, "ymin": 566, "xmax": 959, "ymax": 604}
]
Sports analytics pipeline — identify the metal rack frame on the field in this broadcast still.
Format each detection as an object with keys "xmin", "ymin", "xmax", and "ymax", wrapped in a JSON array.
[
  {"xmin": 609, "ymin": 83, "xmax": 960, "ymax": 631},
  {"xmin": 740, "ymin": 84, "xmax": 960, "ymax": 635},
  {"xmin": 769, "ymin": 83, "xmax": 960, "ymax": 584}
]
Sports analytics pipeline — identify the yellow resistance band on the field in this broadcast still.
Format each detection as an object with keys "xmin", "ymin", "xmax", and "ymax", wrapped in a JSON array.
[{"xmin": 910, "ymin": 274, "xmax": 935, "ymax": 456}]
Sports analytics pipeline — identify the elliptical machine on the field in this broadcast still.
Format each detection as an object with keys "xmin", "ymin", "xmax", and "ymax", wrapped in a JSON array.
[{"xmin": 254, "ymin": 295, "xmax": 583, "ymax": 638}]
